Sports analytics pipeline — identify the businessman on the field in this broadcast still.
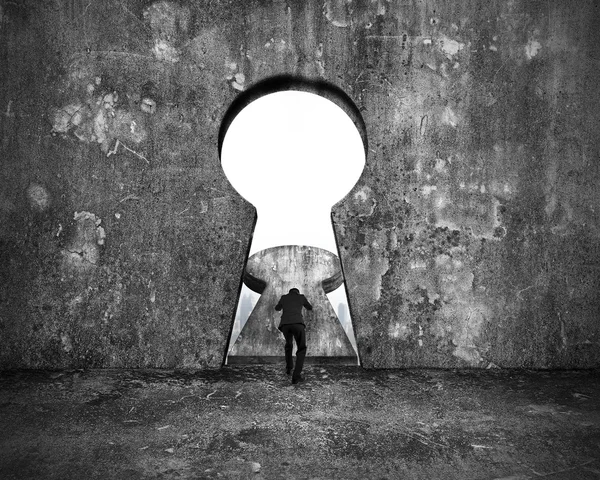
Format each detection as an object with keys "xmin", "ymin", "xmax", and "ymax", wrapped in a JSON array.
[{"xmin": 275, "ymin": 288, "xmax": 313, "ymax": 384}]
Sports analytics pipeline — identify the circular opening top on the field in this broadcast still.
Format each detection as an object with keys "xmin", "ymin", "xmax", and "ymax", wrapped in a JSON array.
[
  {"xmin": 218, "ymin": 76, "xmax": 368, "ymax": 158},
  {"xmin": 219, "ymin": 77, "xmax": 367, "ymax": 254},
  {"xmin": 221, "ymin": 90, "xmax": 365, "ymax": 209}
]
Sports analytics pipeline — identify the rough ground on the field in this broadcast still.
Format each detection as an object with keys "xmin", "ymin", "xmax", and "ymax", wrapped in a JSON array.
[{"xmin": 1, "ymin": 366, "xmax": 599, "ymax": 479}]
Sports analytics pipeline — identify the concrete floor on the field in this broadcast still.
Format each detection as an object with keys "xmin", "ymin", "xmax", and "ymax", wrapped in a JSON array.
[{"xmin": 1, "ymin": 365, "xmax": 599, "ymax": 480}]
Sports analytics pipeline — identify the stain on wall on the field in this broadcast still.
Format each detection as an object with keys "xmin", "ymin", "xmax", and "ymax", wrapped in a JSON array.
[{"xmin": 0, "ymin": 0, "xmax": 599, "ymax": 369}]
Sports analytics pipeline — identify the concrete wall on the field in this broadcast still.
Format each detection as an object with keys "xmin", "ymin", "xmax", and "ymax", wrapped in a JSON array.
[{"xmin": 1, "ymin": 0, "xmax": 599, "ymax": 369}]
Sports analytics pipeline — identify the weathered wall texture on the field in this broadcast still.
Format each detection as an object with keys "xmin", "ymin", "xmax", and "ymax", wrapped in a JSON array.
[
  {"xmin": 331, "ymin": 0, "xmax": 600, "ymax": 368},
  {"xmin": 0, "ymin": 0, "xmax": 599, "ymax": 369}
]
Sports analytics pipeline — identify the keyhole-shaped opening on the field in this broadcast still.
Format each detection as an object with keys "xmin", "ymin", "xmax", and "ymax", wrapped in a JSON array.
[{"xmin": 220, "ymin": 81, "xmax": 365, "ymax": 365}]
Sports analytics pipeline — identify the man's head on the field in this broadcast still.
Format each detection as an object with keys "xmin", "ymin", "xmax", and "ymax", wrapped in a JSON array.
[{"xmin": 289, "ymin": 288, "xmax": 300, "ymax": 294}]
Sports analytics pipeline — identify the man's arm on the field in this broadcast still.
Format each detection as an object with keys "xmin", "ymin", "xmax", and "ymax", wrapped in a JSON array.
[
  {"xmin": 275, "ymin": 298, "xmax": 283, "ymax": 311},
  {"xmin": 303, "ymin": 296, "xmax": 313, "ymax": 311}
]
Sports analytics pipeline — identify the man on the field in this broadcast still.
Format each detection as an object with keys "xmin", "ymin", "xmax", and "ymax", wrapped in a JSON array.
[{"xmin": 275, "ymin": 288, "xmax": 313, "ymax": 384}]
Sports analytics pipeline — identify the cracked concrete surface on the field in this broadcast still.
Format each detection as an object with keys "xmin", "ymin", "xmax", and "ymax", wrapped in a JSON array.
[
  {"xmin": 1, "ymin": 367, "xmax": 599, "ymax": 479},
  {"xmin": 2, "ymin": 0, "xmax": 600, "ymax": 371}
]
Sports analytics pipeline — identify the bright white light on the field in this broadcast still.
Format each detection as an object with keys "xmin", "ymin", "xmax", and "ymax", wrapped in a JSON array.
[{"xmin": 221, "ymin": 90, "xmax": 365, "ymax": 255}]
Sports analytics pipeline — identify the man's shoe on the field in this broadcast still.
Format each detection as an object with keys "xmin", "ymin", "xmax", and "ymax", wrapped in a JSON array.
[
  {"xmin": 286, "ymin": 368, "xmax": 292, "ymax": 375},
  {"xmin": 292, "ymin": 376, "xmax": 304, "ymax": 385}
]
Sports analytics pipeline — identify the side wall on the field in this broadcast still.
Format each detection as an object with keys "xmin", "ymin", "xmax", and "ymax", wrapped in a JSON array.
[{"xmin": 0, "ymin": 0, "xmax": 598, "ymax": 368}]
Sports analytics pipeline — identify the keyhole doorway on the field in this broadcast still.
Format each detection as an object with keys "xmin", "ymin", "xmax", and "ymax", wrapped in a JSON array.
[{"xmin": 219, "ymin": 79, "xmax": 366, "ymax": 365}]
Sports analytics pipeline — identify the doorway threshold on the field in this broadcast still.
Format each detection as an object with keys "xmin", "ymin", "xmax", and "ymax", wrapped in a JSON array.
[{"xmin": 227, "ymin": 356, "xmax": 358, "ymax": 366}]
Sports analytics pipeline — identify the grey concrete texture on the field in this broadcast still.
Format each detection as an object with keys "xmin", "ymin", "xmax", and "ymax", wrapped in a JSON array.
[
  {"xmin": 0, "ymin": 367, "xmax": 599, "ymax": 479},
  {"xmin": 0, "ymin": 0, "xmax": 599, "ymax": 369},
  {"xmin": 229, "ymin": 246, "xmax": 355, "ymax": 358}
]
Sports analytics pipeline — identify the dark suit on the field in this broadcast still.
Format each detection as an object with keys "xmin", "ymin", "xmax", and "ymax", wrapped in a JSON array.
[{"xmin": 275, "ymin": 291, "xmax": 313, "ymax": 380}]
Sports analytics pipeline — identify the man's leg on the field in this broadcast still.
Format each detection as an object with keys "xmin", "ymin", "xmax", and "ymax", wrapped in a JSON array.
[
  {"xmin": 280, "ymin": 326, "xmax": 294, "ymax": 373},
  {"xmin": 292, "ymin": 324, "xmax": 307, "ymax": 381}
]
